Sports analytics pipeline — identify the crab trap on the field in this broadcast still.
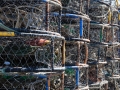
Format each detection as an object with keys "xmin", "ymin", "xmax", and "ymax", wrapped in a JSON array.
[
  {"xmin": 61, "ymin": 0, "xmax": 90, "ymax": 14},
  {"xmin": 0, "ymin": 0, "xmax": 62, "ymax": 32},
  {"xmin": 61, "ymin": 13, "xmax": 90, "ymax": 42},
  {"xmin": 105, "ymin": 60, "xmax": 120, "ymax": 77},
  {"xmin": 64, "ymin": 65, "xmax": 89, "ymax": 90},
  {"xmin": 89, "ymin": 0, "xmax": 110, "ymax": 24},
  {"xmin": 105, "ymin": 26, "xmax": 120, "ymax": 60},
  {"xmin": 105, "ymin": 44, "xmax": 120, "ymax": 60},
  {"xmin": 65, "ymin": 41, "xmax": 88, "ymax": 65},
  {"xmin": 88, "ymin": 43, "xmax": 107, "ymax": 63},
  {"xmin": 0, "ymin": 71, "xmax": 64, "ymax": 90},
  {"xmin": 87, "ymin": 60, "xmax": 108, "ymax": 90},
  {"xmin": 90, "ymin": 23, "xmax": 119, "ymax": 44},
  {"xmin": 112, "ymin": 10, "xmax": 119, "ymax": 25},
  {"xmin": 105, "ymin": 60, "xmax": 120, "ymax": 90},
  {"xmin": 0, "ymin": 32, "xmax": 65, "ymax": 72}
]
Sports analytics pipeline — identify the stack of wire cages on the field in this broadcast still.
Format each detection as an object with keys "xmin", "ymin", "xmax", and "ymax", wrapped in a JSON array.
[
  {"xmin": 87, "ymin": 0, "xmax": 113, "ymax": 89},
  {"xmin": 88, "ymin": 24, "xmax": 109, "ymax": 90},
  {"xmin": 0, "ymin": 0, "xmax": 65, "ymax": 89},
  {"xmin": 104, "ymin": 2, "xmax": 120, "ymax": 90},
  {"xmin": 61, "ymin": 0, "xmax": 90, "ymax": 90}
]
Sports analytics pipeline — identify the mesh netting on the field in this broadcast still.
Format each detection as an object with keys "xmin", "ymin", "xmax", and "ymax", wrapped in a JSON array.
[
  {"xmin": 88, "ymin": 64, "xmax": 106, "ymax": 84},
  {"xmin": 89, "ymin": 1, "xmax": 110, "ymax": 23},
  {"xmin": 112, "ymin": 10, "xmax": 119, "ymax": 24},
  {"xmin": 106, "ymin": 65, "xmax": 120, "ymax": 90},
  {"xmin": 61, "ymin": 0, "xmax": 90, "ymax": 14},
  {"xmin": 88, "ymin": 44, "xmax": 106, "ymax": 62},
  {"xmin": 0, "ymin": 74, "xmax": 47, "ymax": 90},
  {"xmin": 50, "ymin": 73, "xmax": 64, "ymax": 90},
  {"xmin": 105, "ymin": 60, "xmax": 119, "ymax": 77},
  {"xmin": 90, "ymin": 25, "xmax": 107, "ymax": 42},
  {"xmin": 65, "ymin": 42, "xmax": 88, "ymax": 64},
  {"xmin": 90, "ymin": 24, "xmax": 119, "ymax": 43},
  {"xmin": 106, "ymin": 45, "xmax": 120, "ymax": 59}
]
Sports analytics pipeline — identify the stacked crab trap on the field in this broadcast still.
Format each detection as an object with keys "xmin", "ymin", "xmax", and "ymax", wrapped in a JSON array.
[
  {"xmin": 61, "ymin": 0, "xmax": 90, "ymax": 90},
  {"xmin": 105, "ymin": 2, "xmax": 120, "ymax": 90},
  {"xmin": 0, "ymin": 0, "xmax": 65, "ymax": 90},
  {"xmin": 88, "ymin": 0, "xmax": 120, "ymax": 90},
  {"xmin": 88, "ymin": 0, "xmax": 110, "ymax": 90}
]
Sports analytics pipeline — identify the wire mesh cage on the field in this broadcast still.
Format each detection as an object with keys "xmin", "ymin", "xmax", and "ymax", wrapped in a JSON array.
[
  {"xmin": 106, "ymin": 26, "xmax": 120, "ymax": 59},
  {"xmin": 88, "ymin": 63, "xmax": 106, "ymax": 84},
  {"xmin": 65, "ymin": 41, "xmax": 88, "ymax": 64},
  {"xmin": 61, "ymin": 0, "xmax": 90, "ymax": 14},
  {"xmin": 90, "ymin": 24, "xmax": 107, "ymax": 43},
  {"xmin": 49, "ymin": 72, "xmax": 64, "ymax": 90},
  {"xmin": 0, "ymin": 33, "xmax": 65, "ymax": 72},
  {"xmin": 112, "ymin": 10, "xmax": 119, "ymax": 25},
  {"xmin": 64, "ymin": 65, "xmax": 89, "ymax": 90},
  {"xmin": 88, "ymin": 43, "xmax": 107, "ymax": 63},
  {"xmin": 0, "ymin": 0, "xmax": 62, "ymax": 32},
  {"xmin": 105, "ymin": 60, "xmax": 120, "ymax": 77},
  {"xmin": 0, "ymin": 72, "xmax": 64, "ymax": 90},
  {"xmin": 113, "ymin": 45, "xmax": 120, "ymax": 60},
  {"xmin": 90, "ymin": 24, "xmax": 119, "ymax": 43},
  {"xmin": 110, "ymin": 26, "xmax": 120, "ymax": 43},
  {"xmin": 106, "ymin": 45, "xmax": 120, "ymax": 60},
  {"xmin": 61, "ymin": 14, "xmax": 90, "ymax": 41},
  {"xmin": 105, "ymin": 60, "xmax": 120, "ymax": 90},
  {"xmin": 89, "ymin": 0, "xmax": 110, "ymax": 24},
  {"xmin": 88, "ymin": 62, "xmax": 108, "ymax": 90}
]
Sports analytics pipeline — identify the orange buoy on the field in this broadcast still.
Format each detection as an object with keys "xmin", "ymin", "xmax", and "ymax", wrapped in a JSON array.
[{"xmin": 26, "ymin": 38, "xmax": 51, "ymax": 46}]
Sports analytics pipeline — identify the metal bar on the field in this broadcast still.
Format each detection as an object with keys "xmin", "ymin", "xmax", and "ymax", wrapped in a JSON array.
[
  {"xmin": 62, "ymin": 40, "xmax": 65, "ymax": 66},
  {"xmin": 80, "ymin": 18, "xmax": 83, "ymax": 38},
  {"xmin": 58, "ymin": 9, "xmax": 62, "ymax": 34},
  {"xmin": 51, "ymin": 39, "xmax": 54, "ymax": 71},
  {"xmin": 46, "ymin": 2, "xmax": 49, "ymax": 31},
  {"xmin": 61, "ymin": 72, "xmax": 64, "ymax": 90},
  {"xmin": 53, "ymin": 13, "xmax": 90, "ymax": 20},
  {"xmin": 76, "ymin": 68, "xmax": 79, "ymax": 89},
  {"xmin": 46, "ymin": 80, "xmax": 49, "ymax": 90},
  {"xmin": 3, "ymin": 67, "xmax": 65, "ymax": 72},
  {"xmin": 77, "ymin": 42, "xmax": 80, "ymax": 63}
]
